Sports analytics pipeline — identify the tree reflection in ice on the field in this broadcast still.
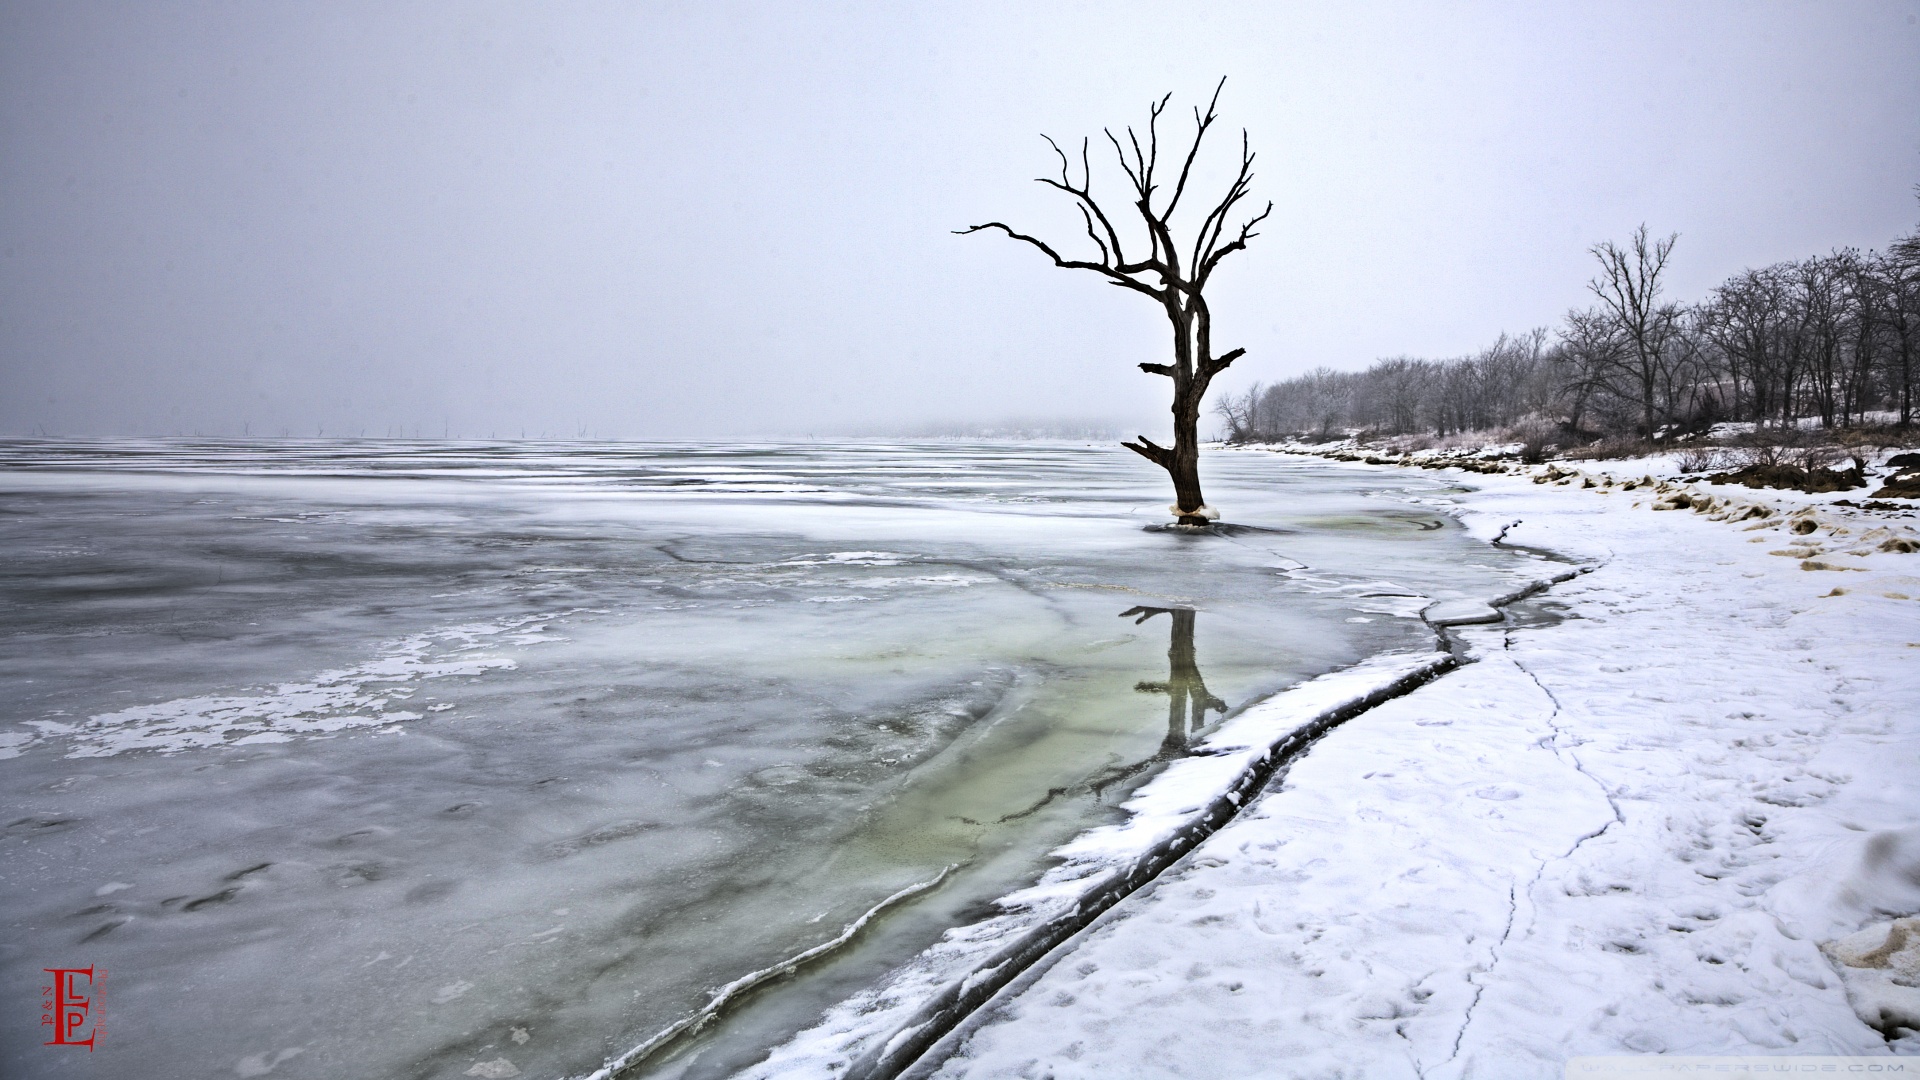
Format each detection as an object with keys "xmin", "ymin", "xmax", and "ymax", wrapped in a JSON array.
[{"xmin": 1121, "ymin": 605, "xmax": 1229, "ymax": 755}]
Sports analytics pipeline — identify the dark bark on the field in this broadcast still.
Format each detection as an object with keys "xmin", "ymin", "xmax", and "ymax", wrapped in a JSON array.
[{"xmin": 960, "ymin": 80, "xmax": 1269, "ymax": 525}]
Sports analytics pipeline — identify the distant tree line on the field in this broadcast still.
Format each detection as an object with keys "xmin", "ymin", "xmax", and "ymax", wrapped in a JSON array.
[{"xmin": 1217, "ymin": 220, "xmax": 1920, "ymax": 444}]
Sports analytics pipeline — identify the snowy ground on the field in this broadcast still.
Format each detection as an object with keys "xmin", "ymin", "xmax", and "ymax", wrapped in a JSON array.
[{"xmin": 788, "ymin": 455, "xmax": 1920, "ymax": 1078}]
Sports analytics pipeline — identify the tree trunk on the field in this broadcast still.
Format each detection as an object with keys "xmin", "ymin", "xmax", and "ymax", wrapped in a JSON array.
[
  {"xmin": 1168, "ymin": 395, "xmax": 1205, "ymax": 524},
  {"xmin": 1120, "ymin": 398, "xmax": 1210, "ymax": 525}
]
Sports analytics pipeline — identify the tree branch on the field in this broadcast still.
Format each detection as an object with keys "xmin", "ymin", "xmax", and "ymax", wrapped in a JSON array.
[
  {"xmin": 1032, "ymin": 135, "xmax": 1132, "ymax": 266},
  {"xmin": 956, "ymin": 222, "xmax": 1168, "ymax": 300},
  {"xmin": 1121, "ymin": 435, "xmax": 1174, "ymax": 469},
  {"xmin": 1105, "ymin": 128, "xmax": 1146, "ymax": 200},
  {"xmin": 1119, "ymin": 605, "xmax": 1171, "ymax": 625},
  {"xmin": 1164, "ymin": 77, "xmax": 1225, "ymax": 223},
  {"xmin": 1198, "ymin": 199, "xmax": 1273, "ymax": 288},
  {"xmin": 1200, "ymin": 347, "xmax": 1245, "ymax": 378},
  {"xmin": 1078, "ymin": 205, "xmax": 1109, "ymax": 265}
]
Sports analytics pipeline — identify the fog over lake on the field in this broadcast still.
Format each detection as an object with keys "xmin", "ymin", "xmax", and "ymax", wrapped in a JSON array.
[{"xmin": 3, "ymin": 2, "xmax": 1917, "ymax": 440}]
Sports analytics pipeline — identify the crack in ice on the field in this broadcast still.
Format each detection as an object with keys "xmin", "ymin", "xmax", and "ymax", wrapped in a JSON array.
[{"xmin": 1448, "ymin": 881, "xmax": 1518, "ymax": 1067}]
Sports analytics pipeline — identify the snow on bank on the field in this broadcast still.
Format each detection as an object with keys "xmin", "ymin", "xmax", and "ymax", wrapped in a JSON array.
[
  {"xmin": 716, "ymin": 650, "xmax": 1473, "ymax": 1080},
  {"xmin": 911, "ymin": 458, "xmax": 1920, "ymax": 1077}
]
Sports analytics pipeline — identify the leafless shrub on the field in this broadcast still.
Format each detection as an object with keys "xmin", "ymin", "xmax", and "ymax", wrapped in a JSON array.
[
  {"xmin": 1562, "ymin": 436, "xmax": 1655, "ymax": 461},
  {"xmin": 1506, "ymin": 417, "xmax": 1559, "ymax": 464},
  {"xmin": 1708, "ymin": 437, "xmax": 1866, "ymax": 492},
  {"xmin": 1793, "ymin": 445, "xmax": 1846, "ymax": 472},
  {"xmin": 1675, "ymin": 446, "xmax": 1733, "ymax": 472}
]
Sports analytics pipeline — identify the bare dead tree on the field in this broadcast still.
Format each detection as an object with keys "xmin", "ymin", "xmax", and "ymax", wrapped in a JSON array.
[
  {"xmin": 1587, "ymin": 225, "xmax": 1682, "ymax": 437},
  {"xmin": 1875, "ymin": 241, "xmax": 1920, "ymax": 426},
  {"xmin": 1211, "ymin": 380, "xmax": 1260, "ymax": 442},
  {"xmin": 959, "ymin": 79, "xmax": 1272, "ymax": 525}
]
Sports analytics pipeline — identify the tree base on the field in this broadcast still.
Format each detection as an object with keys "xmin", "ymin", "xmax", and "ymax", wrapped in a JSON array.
[{"xmin": 1168, "ymin": 503, "xmax": 1220, "ymax": 524}]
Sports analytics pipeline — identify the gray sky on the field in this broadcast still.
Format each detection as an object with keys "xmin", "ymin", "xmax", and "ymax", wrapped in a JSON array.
[{"xmin": 3, "ymin": 1, "xmax": 1918, "ymax": 440}]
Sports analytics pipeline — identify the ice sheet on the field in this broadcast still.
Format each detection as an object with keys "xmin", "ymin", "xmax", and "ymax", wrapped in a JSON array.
[{"xmin": 0, "ymin": 440, "xmax": 1542, "ymax": 1080}]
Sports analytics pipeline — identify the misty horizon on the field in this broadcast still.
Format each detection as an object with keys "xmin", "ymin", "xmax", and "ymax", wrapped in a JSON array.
[{"xmin": 4, "ymin": 2, "xmax": 1918, "ymax": 441}]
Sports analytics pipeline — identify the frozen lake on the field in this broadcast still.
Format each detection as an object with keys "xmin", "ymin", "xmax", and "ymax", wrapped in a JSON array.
[{"xmin": 0, "ymin": 440, "xmax": 1540, "ymax": 1080}]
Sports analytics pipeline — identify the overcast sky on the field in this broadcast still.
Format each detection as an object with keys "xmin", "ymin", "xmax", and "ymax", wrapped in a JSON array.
[{"xmin": 3, "ymin": 1, "xmax": 1918, "ymax": 440}]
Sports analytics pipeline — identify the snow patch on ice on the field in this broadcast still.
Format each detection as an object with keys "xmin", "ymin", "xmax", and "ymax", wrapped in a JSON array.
[
  {"xmin": 233, "ymin": 1047, "xmax": 305, "ymax": 1077},
  {"xmin": 1423, "ymin": 597, "xmax": 1503, "ymax": 626},
  {"xmin": 779, "ymin": 551, "xmax": 913, "ymax": 567},
  {"xmin": 7, "ymin": 612, "xmax": 573, "ymax": 758}
]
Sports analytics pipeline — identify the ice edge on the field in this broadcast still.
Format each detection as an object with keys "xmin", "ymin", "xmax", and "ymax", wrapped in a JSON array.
[{"xmin": 579, "ymin": 866, "xmax": 962, "ymax": 1080}]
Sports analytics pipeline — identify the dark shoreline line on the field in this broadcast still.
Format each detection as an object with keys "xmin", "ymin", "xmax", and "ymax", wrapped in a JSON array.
[{"xmin": 587, "ymin": 867, "xmax": 964, "ymax": 1080}]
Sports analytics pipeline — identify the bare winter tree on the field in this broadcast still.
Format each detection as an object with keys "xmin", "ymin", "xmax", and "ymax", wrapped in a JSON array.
[
  {"xmin": 1211, "ymin": 380, "xmax": 1260, "ymax": 443},
  {"xmin": 1701, "ymin": 267, "xmax": 1787, "ymax": 424},
  {"xmin": 959, "ymin": 80, "xmax": 1271, "ymax": 525},
  {"xmin": 1875, "ymin": 239, "xmax": 1920, "ymax": 425},
  {"xmin": 1587, "ymin": 225, "xmax": 1683, "ymax": 437}
]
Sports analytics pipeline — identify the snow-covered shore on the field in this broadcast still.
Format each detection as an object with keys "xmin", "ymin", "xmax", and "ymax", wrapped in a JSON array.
[
  {"xmin": 695, "ymin": 450, "xmax": 1917, "ymax": 1080},
  {"xmin": 907, "ymin": 455, "xmax": 1920, "ymax": 1076}
]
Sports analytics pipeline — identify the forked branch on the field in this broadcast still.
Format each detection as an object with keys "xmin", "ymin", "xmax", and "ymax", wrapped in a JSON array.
[
  {"xmin": 1121, "ymin": 435, "xmax": 1175, "ymax": 469},
  {"xmin": 954, "ymin": 221, "xmax": 1167, "ymax": 301},
  {"xmin": 1163, "ymin": 78, "xmax": 1227, "ymax": 223}
]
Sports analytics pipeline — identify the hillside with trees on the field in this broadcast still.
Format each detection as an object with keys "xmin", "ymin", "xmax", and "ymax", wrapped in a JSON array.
[{"xmin": 1217, "ymin": 220, "xmax": 1920, "ymax": 449}]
